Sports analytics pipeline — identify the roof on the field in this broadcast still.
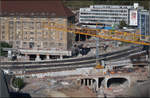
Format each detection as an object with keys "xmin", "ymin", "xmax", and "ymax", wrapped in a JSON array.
[
  {"xmin": 0, "ymin": 69, "xmax": 10, "ymax": 98},
  {"xmin": 0, "ymin": 0, "xmax": 74, "ymax": 17}
]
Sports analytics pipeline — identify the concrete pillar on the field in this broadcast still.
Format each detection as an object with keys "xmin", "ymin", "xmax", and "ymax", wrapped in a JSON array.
[
  {"xmin": 46, "ymin": 54, "xmax": 50, "ymax": 60},
  {"xmin": 104, "ymin": 77, "xmax": 109, "ymax": 88},
  {"xmin": 8, "ymin": 50, "xmax": 12, "ymax": 58},
  {"xmin": 146, "ymin": 55, "xmax": 148, "ymax": 61},
  {"xmin": 89, "ymin": 79, "xmax": 93, "ymax": 89},
  {"xmin": 94, "ymin": 78, "xmax": 99, "ymax": 91},
  {"xmin": 35, "ymin": 54, "xmax": 41, "ymax": 61},
  {"xmin": 25, "ymin": 54, "xmax": 28, "ymax": 61},
  {"xmin": 60, "ymin": 55, "xmax": 63, "ymax": 60},
  {"xmin": 87, "ymin": 79, "xmax": 89, "ymax": 86}
]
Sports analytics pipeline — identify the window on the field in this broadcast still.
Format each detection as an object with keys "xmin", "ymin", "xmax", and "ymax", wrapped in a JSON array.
[
  {"xmin": 36, "ymin": 22, "xmax": 41, "ymax": 29},
  {"xmin": 43, "ymin": 42, "xmax": 48, "ymax": 48},
  {"xmin": 30, "ymin": 32, "xmax": 34, "ymax": 34},
  {"xmin": 29, "ymin": 42, "xmax": 34, "ymax": 49},
  {"xmin": 23, "ymin": 42, "xmax": 27, "ymax": 45},
  {"xmin": 16, "ymin": 41, "xmax": 20, "ymax": 45},
  {"xmin": 50, "ymin": 22, "xmax": 55, "ymax": 26},
  {"xmin": 59, "ymin": 32, "xmax": 63, "ymax": 40},
  {"xmin": 9, "ymin": 21, "xmax": 14, "ymax": 24}
]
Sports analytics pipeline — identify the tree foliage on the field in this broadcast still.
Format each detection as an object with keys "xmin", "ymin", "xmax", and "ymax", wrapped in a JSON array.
[
  {"xmin": 12, "ymin": 78, "xmax": 25, "ymax": 90},
  {"xmin": 63, "ymin": 0, "xmax": 149, "ymax": 10},
  {"xmin": 0, "ymin": 41, "xmax": 12, "ymax": 56},
  {"xmin": 118, "ymin": 20, "xmax": 128, "ymax": 29}
]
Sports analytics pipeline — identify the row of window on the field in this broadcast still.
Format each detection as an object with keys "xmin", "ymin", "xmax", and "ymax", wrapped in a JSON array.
[
  {"xmin": 80, "ymin": 12, "xmax": 128, "ymax": 16},
  {"xmin": 80, "ymin": 19, "xmax": 126, "ymax": 23},
  {"xmin": 0, "ymin": 31, "xmax": 63, "ymax": 40},
  {"xmin": 80, "ymin": 16, "xmax": 127, "ymax": 19},
  {"xmin": 91, "ymin": 9, "xmax": 127, "ymax": 13},
  {"xmin": 22, "ymin": 41, "xmax": 65, "ymax": 49}
]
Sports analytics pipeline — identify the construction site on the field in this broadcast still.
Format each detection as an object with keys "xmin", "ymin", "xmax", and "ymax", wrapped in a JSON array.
[{"xmin": 0, "ymin": 0, "xmax": 150, "ymax": 97}]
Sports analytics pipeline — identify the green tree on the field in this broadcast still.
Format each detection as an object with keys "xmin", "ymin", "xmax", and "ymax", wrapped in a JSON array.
[
  {"xmin": 12, "ymin": 78, "xmax": 25, "ymax": 90},
  {"xmin": 118, "ymin": 20, "xmax": 127, "ymax": 29},
  {"xmin": 0, "ymin": 41, "xmax": 12, "ymax": 56}
]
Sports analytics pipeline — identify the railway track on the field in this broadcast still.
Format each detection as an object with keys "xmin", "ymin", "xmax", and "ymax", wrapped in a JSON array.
[
  {"xmin": 2, "ymin": 47, "xmax": 146, "ymax": 75},
  {"xmin": 2, "ymin": 47, "xmax": 142, "ymax": 69},
  {"xmin": 0, "ymin": 45, "xmax": 142, "ymax": 66}
]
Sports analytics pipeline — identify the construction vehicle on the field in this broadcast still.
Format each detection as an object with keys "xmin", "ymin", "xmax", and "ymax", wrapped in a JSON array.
[{"xmin": 45, "ymin": 22, "xmax": 150, "ymax": 69}]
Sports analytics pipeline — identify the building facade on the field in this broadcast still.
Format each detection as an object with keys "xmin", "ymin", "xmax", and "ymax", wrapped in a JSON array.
[
  {"xmin": 79, "ymin": 3, "xmax": 143, "ymax": 27},
  {"xmin": 138, "ymin": 10, "xmax": 150, "ymax": 41},
  {"xmin": 0, "ymin": 0, "xmax": 74, "ymax": 60}
]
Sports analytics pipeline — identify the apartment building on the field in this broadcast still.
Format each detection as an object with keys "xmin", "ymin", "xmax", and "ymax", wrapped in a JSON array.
[
  {"xmin": 79, "ymin": 3, "xmax": 143, "ymax": 27},
  {"xmin": 0, "ymin": 0, "xmax": 74, "ymax": 60}
]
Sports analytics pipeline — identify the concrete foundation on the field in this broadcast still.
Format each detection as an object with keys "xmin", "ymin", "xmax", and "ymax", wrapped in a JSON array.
[{"xmin": 80, "ymin": 76, "xmax": 130, "ymax": 91}]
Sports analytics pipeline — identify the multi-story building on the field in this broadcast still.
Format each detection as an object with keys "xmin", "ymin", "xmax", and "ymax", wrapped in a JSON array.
[
  {"xmin": 0, "ymin": 0, "xmax": 74, "ymax": 60},
  {"xmin": 138, "ymin": 10, "xmax": 150, "ymax": 41},
  {"xmin": 79, "ymin": 3, "xmax": 143, "ymax": 27}
]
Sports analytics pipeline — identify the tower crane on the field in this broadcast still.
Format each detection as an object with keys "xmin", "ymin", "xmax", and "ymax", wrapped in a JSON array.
[{"xmin": 45, "ymin": 22, "xmax": 150, "ymax": 69}]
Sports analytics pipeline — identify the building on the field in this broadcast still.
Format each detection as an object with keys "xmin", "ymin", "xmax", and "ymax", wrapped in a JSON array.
[
  {"xmin": 0, "ymin": 0, "xmax": 74, "ymax": 60},
  {"xmin": 79, "ymin": 3, "xmax": 144, "ymax": 27},
  {"xmin": 138, "ymin": 10, "xmax": 150, "ymax": 41}
]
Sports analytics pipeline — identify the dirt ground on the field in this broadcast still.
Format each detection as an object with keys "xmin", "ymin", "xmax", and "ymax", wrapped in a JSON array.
[
  {"xmin": 58, "ymin": 86, "xmax": 96, "ymax": 97},
  {"xmin": 21, "ymin": 77, "xmax": 96, "ymax": 97}
]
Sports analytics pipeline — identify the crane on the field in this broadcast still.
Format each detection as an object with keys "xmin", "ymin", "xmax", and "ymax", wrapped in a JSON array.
[{"xmin": 45, "ymin": 22, "xmax": 150, "ymax": 69}]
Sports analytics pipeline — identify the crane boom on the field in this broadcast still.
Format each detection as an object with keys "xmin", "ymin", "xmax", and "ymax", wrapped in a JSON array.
[
  {"xmin": 45, "ymin": 23, "xmax": 150, "ymax": 45},
  {"xmin": 45, "ymin": 23, "xmax": 150, "ymax": 69}
]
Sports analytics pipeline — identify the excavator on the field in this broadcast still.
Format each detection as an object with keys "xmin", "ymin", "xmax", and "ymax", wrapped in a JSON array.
[{"xmin": 45, "ymin": 22, "xmax": 150, "ymax": 69}]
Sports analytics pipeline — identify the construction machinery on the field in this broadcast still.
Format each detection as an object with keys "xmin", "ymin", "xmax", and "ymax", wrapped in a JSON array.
[{"xmin": 45, "ymin": 22, "xmax": 150, "ymax": 69}]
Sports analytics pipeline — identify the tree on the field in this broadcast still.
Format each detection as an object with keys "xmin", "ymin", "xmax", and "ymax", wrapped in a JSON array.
[
  {"xmin": 118, "ymin": 20, "xmax": 127, "ymax": 29},
  {"xmin": 12, "ymin": 78, "xmax": 25, "ymax": 90},
  {"xmin": 0, "ymin": 41, "xmax": 12, "ymax": 56}
]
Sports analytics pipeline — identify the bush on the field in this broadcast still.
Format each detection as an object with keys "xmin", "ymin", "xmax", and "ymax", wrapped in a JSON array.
[
  {"xmin": 118, "ymin": 20, "xmax": 128, "ymax": 29},
  {"xmin": 12, "ymin": 78, "xmax": 25, "ymax": 90}
]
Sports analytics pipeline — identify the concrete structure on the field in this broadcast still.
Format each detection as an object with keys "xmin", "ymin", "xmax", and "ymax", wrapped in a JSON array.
[
  {"xmin": 80, "ymin": 75, "xmax": 130, "ymax": 91},
  {"xmin": 79, "ymin": 3, "xmax": 144, "ymax": 27},
  {"xmin": 0, "ymin": 0, "xmax": 74, "ymax": 60}
]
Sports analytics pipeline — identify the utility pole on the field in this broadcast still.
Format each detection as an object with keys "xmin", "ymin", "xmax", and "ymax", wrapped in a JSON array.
[
  {"xmin": 148, "ymin": 1, "xmax": 150, "ymax": 77},
  {"xmin": 96, "ymin": 37, "xmax": 100, "ymax": 65},
  {"xmin": 95, "ymin": 24, "xmax": 104, "ymax": 69}
]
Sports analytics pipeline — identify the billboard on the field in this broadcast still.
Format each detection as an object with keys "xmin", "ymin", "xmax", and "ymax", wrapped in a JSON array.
[{"xmin": 129, "ymin": 10, "xmax": 138, "ymax": 26}]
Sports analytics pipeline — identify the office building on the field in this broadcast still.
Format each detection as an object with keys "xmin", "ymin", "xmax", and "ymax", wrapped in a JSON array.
[{"xmin": 79, "ymin": 3, "xmax": 143, "ymax": 27}]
